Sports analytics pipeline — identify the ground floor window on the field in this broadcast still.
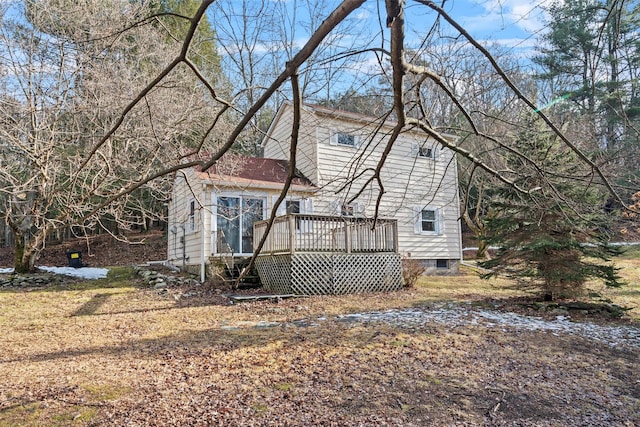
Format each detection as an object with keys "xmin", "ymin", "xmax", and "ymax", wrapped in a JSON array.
[
  {"xmin": 436, "ymin": 259, "xmax": 449, "ymax": 269},
  {"xmin": 414, "ymin": 206, "xmax": 442, "ymax": 235},
  {"xmin": 216, "ymin": 196, "xmax": 265, "ymax": 254},
  {"xmin": 188, "ymin": 200, "xmax": 196, "ymax": 231},
  {"xmin": 286, "ymin": 200, "xmax": 300, "ymax": 214},
  {"xmin": 421, "ymin": 209, "xmax": 437, "ymax": 232}
]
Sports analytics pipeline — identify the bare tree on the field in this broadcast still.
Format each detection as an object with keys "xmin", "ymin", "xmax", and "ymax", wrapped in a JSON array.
[
  {"xmin": 0, "ymin": 0, "xmax": 228, "ymax": 272},
  {"xmin": 210, "ymin": 0, "xmax": 375, "ymax": 153},
  {"xmin": 87, "ymin": 0, "xmax": 634, "ymax": 282},
  {"xmin": 2, "ymin": 0, "xmax": 635, "ymax": 275}
]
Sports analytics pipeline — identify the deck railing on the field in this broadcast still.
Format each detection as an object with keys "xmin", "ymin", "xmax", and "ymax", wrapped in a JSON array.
[{"xmin": 253, "ymin": 214, "xmax": 398, "ymax": 255}]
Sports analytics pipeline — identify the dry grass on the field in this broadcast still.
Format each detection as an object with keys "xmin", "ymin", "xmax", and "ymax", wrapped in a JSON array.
[{"xmin": 1, "ymin": 256, "xmax": 639, "ymax": 426}]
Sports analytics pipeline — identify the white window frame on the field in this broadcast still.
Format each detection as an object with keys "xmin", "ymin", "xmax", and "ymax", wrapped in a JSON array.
[
  {"xmin": 188, "ymin": 199, "xmax": 196, "ymax": 232},
  {"xmin": 275, "ymin": 196, "xmax": 314, "ymax": 233},
  {"xmin": 341, "ymin": 203, "xmax": 355, "ymax": 216},
  {"xmin": 411, "ymin": 142, "xmax": 439, "ymax": 160},
  {"xmin": 414, "ymin": 206, "xmax": 444, "ymax": 235},
  {"xmin": 212, "ymin": 192, "xmax": 267, "ymax": 256},
  {"xmin": 330, "ymin": 130, "xmax": 362, "ymax": 148},
  {"xmin": 286, "ymin": 200, "xmax": 301, "ymax": 215},
  {"xmin": 275, "ymin": 196, "xmax": 313, "ymax": 216},
  {"xmin": 331, "ymin": 201, "xmax": 366, "ymax": 217}
]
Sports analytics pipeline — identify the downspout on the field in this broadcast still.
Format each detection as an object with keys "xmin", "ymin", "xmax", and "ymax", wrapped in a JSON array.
[
  {"xmin": 200, "ymin": 184, "xmax": 206, "ymax": 283},
  {"xmin": 453, "ymin": 151, "xmax": 464, "ymax": 267},
  {"xmin": 181, "ymin": 225, "xmax": 186, "ymax": 270}
]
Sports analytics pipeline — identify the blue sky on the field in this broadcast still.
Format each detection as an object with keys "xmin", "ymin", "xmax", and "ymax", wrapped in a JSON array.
[
  {"xmin": 207, "ymin": 0, "xmax": 555, "ymax": 100},
  {"xmin": 445, "ymin": 0, "xmax": 550, "ymax": 49},
  {"xmin": 210, "ymin": 0, "xmax": 552, "ymax": 55}
]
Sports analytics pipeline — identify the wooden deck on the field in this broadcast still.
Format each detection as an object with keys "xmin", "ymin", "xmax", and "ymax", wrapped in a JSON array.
[
  {"xmin": 253, "ymin": 215, "xmax": 403, "ymax": 295},
  {"xmin": 253, "ymin": 214, "xmax": 398, "ymax": 254}
]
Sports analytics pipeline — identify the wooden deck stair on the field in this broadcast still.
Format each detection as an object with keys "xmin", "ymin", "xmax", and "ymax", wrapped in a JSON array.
[{"xmin": 212, "ymin": 255, "xmax": 261, "ymax": 288}]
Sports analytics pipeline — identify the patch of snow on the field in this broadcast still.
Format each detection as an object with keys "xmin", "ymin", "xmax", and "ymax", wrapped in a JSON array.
[
  {"xmin": 38, "ymin": 266, "xmax": 109, "ymax": 279},
  {"xmin": 335, "ymin": 305, "xmax": 640, "ymax": 349},
  {"xmin": 0, "ymin": 266, "xmax": 109, "ymax": 280}
]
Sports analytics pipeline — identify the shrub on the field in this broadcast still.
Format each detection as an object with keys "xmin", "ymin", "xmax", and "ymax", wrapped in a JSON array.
[{"xmin": 402, "ymin": 258, "xmax": 425, "ymax": 288}]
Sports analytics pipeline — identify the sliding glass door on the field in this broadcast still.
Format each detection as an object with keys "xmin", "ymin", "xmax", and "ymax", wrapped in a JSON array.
[{"xmin": 216, "ymin": 196, "xmax": 265, "ymax": 255}]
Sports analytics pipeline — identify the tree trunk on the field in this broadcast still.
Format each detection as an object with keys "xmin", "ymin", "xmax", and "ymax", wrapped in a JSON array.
[
  {"xmin": 476, "ymin": 239, "xmax": 489, "ymax": 260},
  {"xmin": 13, "ymin": 232, "xmax": 38, "ymax": 274}
]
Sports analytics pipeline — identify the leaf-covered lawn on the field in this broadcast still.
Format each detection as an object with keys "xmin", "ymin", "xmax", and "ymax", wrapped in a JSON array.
[{"xmin": 1, "ymin": 261, "xmax": 639, "ymax": 426}]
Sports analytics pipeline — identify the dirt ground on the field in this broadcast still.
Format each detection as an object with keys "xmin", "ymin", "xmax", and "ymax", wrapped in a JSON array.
[{"xmin": 1, "ymin": 258, "xmax": 639, "ymax": 426}]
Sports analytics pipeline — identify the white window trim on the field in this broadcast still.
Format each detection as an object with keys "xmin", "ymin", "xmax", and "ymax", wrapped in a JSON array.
[
  {"xmin": 188, "ymin": 199, "xmax": 197, "ymax": 232},
  {"xmin": 331, "ymin": 200, "xmax": 366, "ymax": 217},
  {"xmin": 411, "ymin": 142, "xmax": 440, "ymax": 160},
  {"xmin": 274, "ymin": 196, "xmax": 314, "ymax": 216},
  {"xmin": 330, "ymin": 130, "xmax": 362, "ymax": 148},
  {"xmin": 414, "ymin": 206, "xmax": 444, "ymax": 235},
  {"xmin": 213, "ymin": 193, "xmax": 268, "ymax": 256},
  {"xmin": 275, "ymin": 196, "xmax": 314, "ymax": 233}
]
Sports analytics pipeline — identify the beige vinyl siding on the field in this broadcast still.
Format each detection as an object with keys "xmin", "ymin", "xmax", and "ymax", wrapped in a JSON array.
[
  {"xmin": 167, "ymin": 169, "xmax": 208, "ymax": 265},
  {"xmin": 169, "ymin": 162, "xmax": 317, "ymax": 268},
  {"xmin": 263, "ymin": 104, "xmax": 319, "ymax": 184},
  {"xmin": 310, "ymin": 116, "xmax": 461, "ymax": 260},
  {"xmin": 261, "ymin": 104, "xmax": 461, "ymax": 262}
]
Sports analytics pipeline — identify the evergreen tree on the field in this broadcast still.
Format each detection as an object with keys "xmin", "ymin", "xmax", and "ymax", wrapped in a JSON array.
[
  {"xmin": 534, "ymin": 0, "xmax": 640, "ymax": 157},
  {"xmin": 152, "ymin": 0, "xmax": 221, "ymax": 82},
  {"xmin": 480, "ymin": 118, "xmax": 624, "ymax": 300}
]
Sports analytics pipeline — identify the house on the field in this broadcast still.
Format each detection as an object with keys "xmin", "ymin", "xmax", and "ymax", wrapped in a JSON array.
[
  {"xmin": 167, "ymin": 155, "xmax": 315, "ymax": 281},
  {"xmin": 167, "ymin": 103, "xmax": 462, "ymax": 281}
]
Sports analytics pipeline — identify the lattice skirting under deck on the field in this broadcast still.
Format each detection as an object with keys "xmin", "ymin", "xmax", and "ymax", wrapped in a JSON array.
[{"xmin": 255, "ymin": 252, "xmax": 403, "ymax": 295}]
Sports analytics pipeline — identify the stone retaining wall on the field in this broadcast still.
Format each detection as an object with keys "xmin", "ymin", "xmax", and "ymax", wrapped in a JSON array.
[
  {"xmin": 133, "ymin": 266, "xmax": 200, "ymax": 290},
  {"xmin": 0, "ymin": 273, "xmax": 66, "ymax": 288}
]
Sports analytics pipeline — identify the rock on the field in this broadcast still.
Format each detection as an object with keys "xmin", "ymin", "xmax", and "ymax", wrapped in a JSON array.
[
  {"xmin": 255, "ymin": 321, "xmax": 281, "ymax": 328},
  {"xmin": 153, "ymin": 281, "xmax": 168, "ymax": 289}
]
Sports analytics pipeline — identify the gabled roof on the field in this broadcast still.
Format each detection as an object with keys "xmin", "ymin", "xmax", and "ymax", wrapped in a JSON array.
[
  {"xmin": 262, "ymin": 102, "xmax": 458, "ymax": 148},
  {"xmin": 304, "ymin": 103, "xmax": 393, "ymax": 126},
  {"xmin": 263, "ymin": 102, "xmax": 391, "ymax": 140},
  {"xmin": 196, "ymin": 156, "xmax": 314, "ymax": 190}
]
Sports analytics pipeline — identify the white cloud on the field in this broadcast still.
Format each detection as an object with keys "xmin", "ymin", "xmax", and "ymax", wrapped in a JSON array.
[{"xmin": 458, "ymin": 0, "xmax": 551, "ymax": 36}]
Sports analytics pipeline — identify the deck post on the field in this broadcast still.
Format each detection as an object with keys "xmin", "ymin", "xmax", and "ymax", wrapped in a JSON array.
[
  {"xmin": 393, "ymin": 220, "xmax": 399, "ymax": 253},
  {"xmin": 289, "ymin": 214, "xmax": 296, "ymax": 254},
  {"xmin": 344, "ymin": 218, "xmax": 351, "ymax": 253}
]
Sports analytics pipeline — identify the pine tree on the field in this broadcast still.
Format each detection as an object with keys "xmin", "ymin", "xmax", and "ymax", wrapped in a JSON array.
[
  {"xmin": 480, "ymin": 118, "xmax": 624, "ymax": 300},
  {"xmin": 534, "ymin": 0, "xmax": 640, "ymax": 186}
]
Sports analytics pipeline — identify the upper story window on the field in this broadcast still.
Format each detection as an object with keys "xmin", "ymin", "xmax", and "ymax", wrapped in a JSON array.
[
  {"xmin": 412, "ymin": 142, "xmax": 438, "ymax": 159},
  {"xmin": 337, "ymin": 132, "xmax": 356, "ymax": 146},
  {"xmin": 330, "ymin": 131, "xmax": 361, "ymax": 148}
]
